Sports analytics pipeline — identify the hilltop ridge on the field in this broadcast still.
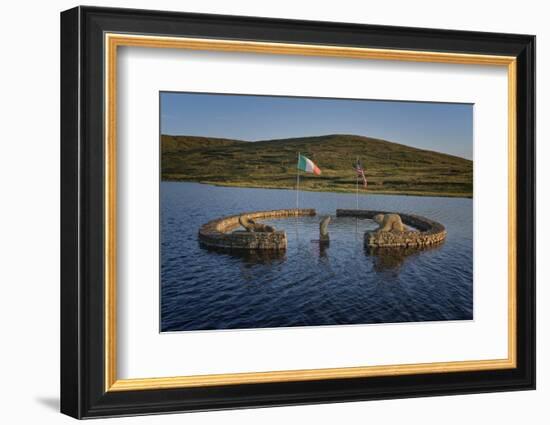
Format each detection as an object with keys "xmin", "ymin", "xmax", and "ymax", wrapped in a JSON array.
[{"xmin": 161, "ymin": 134, "xmax": 473, "ymax": 197}]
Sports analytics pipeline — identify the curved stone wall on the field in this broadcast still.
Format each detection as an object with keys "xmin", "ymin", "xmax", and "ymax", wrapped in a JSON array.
[
  {"xmin": 336, "ymin": 209, "xmax": 446, "ymax": 248},
  {"xmin": 199, "ymin": 208, "xmax": 316, "ymax": 250}
]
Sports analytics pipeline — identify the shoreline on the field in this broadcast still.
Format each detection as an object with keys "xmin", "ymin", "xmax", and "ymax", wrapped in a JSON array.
[{"xmin": 161, "ymin": 178, "xmax": 473, "ymax": 199}]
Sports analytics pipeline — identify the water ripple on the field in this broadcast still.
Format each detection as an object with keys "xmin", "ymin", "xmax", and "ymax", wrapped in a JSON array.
[{"xmin": 161, "ymin": 182, "xmax": 473, "ymax": 331}]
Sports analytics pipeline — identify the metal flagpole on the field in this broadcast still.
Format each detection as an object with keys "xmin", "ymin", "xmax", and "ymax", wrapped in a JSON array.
[
  {"xmin": 296, "ymin": 152, "xmax": 300, "ymax": 210},
  {"xmin": 356, "ymin": 156, "xmax": 359, "ymax": 210},
  {"xmin": 295, "ymin": 152, "xmax": 301, "ymax": 241}
]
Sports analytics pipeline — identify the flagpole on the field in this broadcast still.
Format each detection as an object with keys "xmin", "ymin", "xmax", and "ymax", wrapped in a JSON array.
[
  {"xmin": 356, "ymin": 156, "xmax": 359, "ymax": 210},
  {"xmin": 296, "ymin": 152, "xmax": 300, "ymax": 210}
]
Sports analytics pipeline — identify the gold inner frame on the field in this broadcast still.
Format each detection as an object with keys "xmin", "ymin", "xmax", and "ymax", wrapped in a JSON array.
[{"xmin": 104, "ymin": 33, "xmax": 517, "ymax": 392}]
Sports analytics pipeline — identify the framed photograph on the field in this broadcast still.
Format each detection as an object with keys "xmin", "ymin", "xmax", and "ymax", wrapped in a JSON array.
[{"xmin": 60, "ymin": 6, "xmax": 535, "ymax": 419}]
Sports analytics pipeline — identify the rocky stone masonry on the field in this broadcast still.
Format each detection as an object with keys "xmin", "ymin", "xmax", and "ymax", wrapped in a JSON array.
[
  {"xmin": 336, "ymin": 209, "xmax": 447, "ymax": 248},
  {"xmin": 199, "ymin": 209, "xmax": 316, "ymax": 250}
]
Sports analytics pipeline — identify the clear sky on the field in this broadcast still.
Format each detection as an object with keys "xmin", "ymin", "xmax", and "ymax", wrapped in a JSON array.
[{"xmin": 160, "ymin": 92, "xmax": 473, "ymax": 159}]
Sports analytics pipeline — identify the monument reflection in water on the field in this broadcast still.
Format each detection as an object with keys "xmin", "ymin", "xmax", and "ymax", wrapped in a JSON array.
[{"xmin": 161, "ymin": 182, "xmax": 473, "ymax": 332}]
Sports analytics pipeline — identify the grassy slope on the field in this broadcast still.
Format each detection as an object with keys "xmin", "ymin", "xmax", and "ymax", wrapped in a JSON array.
[{"xmin": 161, "ymin": 134, "xmax": 473, "ymax": 198}]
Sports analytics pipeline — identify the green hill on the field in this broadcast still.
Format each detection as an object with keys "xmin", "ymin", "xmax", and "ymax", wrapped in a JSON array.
[{"xmin": 161, "ymin": 134, "xmax": 473, "ymax": 198}]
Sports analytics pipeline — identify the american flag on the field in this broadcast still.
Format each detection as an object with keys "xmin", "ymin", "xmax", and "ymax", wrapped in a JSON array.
[{"xmin": 353, "ymin": 160, "xmax": 367, "ymax": 189}]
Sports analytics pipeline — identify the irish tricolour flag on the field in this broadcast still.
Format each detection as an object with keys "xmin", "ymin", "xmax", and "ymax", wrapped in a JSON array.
[{"xmin": 297, "ymin": 154, "xmax": 321, "ymax": 175}]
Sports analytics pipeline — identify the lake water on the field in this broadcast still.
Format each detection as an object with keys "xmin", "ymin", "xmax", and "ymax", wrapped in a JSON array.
[{"xmin": 161, "ymin": 182, "xmax": 473, "ymax": 332}]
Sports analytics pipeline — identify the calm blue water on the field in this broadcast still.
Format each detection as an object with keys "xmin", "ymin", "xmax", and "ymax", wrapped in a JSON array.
[{"xmin": 161, "ymin": 182, "xmax": 473, "ymax": 332}]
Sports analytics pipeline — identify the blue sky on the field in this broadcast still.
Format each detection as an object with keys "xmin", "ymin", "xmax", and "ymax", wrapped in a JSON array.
[{"xmin": 160, "ymin": 92, "xmax": 473, "ymax": 159}]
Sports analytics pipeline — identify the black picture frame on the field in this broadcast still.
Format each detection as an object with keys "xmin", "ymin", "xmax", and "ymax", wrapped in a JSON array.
[{"xmin": 61, "ymin": 5, "xmax": 535, "ymax": 419}]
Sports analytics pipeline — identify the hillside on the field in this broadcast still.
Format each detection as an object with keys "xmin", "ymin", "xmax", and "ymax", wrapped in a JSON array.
[{"xmin": 161, "ymin": 134, "xmax": 473, "ymax": 197}]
